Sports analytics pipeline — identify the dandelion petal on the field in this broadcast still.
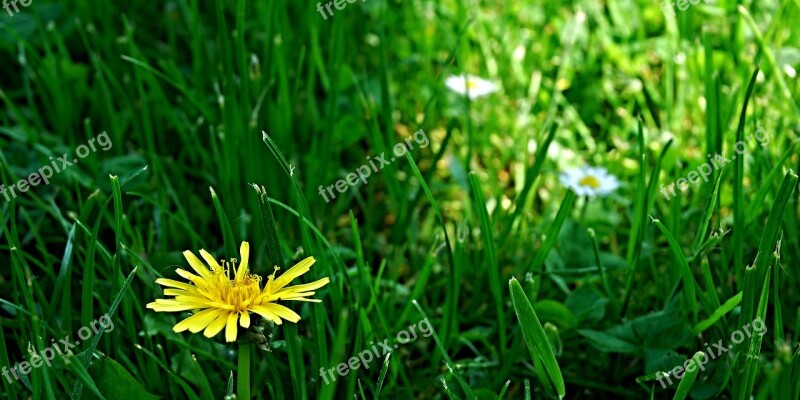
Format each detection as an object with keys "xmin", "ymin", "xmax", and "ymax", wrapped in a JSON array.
[
  {"xmin": 183, "ymin": 251, "xmax": 212, "ymax": 278},
  {"xmin": 174, "ymin": 309, "xmax": 223, "ymax": 333},
  {"xmin": 263, "ymin": 303, "xmax": 301, "ymax": 323},
  {"xmin": 240, "ymin": 310, "xmax": 251, "ymax": 328},
  {"xmin": 225, "ymin": 312, "xmax": 239, "ymax": 342},
  {"xmin": 203, "ymin": 311, "xmax": 230, "ymax": 339}
]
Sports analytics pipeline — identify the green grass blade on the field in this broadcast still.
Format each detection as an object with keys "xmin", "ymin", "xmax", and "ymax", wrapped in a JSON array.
[
  {"xmin": 752, "ymin": 170, "xmax": 798, "ymax": 274},
  {"xmin": 588, "ymin": 228, "xmax": 621, "ymax": 316},
  {"xmin": 0, "ymin": 320, "xmax": 18, "ymax": 399},
  {"xmin": 509, "ymin": 277, "xmax": 566, "ymax": 399},
  {"xmin": 468, "ymin": 171, "xmax": 507, "ymax": 356},
  {"xmin": 790, "ymin": 345, "xmax": 800, "ymax": 399},
  {"xmin": 732, "ymin": 68, "xmax": 760, "ymax": 279},
  {"xmin": 404, "ymin": 152, "xmax": 457, "ymax": 343},
  {"xmin": 500, "ymin": 122, "xmax": 558, "ymax": 239},
  {"xmin": 374, "ymin": 353, "xmax": 391, "ymax": 399},
  {"xmin": 65, "ymin": 354, "xmax": 106, "ymax": 400},
  {"xmin": 672, "ymin": 352, "xmax": 704, "ymax": 400},
  {"xmin": 746, "ymin": 141, "xmax": 800, "ymax": 223},
  {"xmin": 691, "ymin": 292, "xmax": 743, "ymax": 335},
  {"xmin": 692, "ymin": 170, "xmax": 723, "ymax": 254},
  {"xmin": 252, "ymin": 184, "xmax": 285, "ymax": 270},
  {"xmin": 210, "ymin": 187, "xmax": 237, "ymax": 259},
  {"xmin": 412, "ymin": 300, "xmax": 475, "ymax": 398},
  {"xmin": 651, "ymin": 217, "xmax": 698, "ymax": 322},
  {"xmin": 72, "ymin": 266, "xmax": 138, "ymax": 398},
  {"xmin": 529, "ymin": 191, "xmax": 575, "ymax": 275},
  {"xmin": 735, "ymin": 267, "xmax": 771, "ymax": 400},
  {"xmin": 133, "ymin": 344, "xmax": 202, "ymax": 400}
]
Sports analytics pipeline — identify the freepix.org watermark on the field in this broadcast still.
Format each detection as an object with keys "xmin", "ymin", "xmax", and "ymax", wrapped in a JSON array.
[
  {"xmin": 660, "ymin": 127, "xmax": 769, "ymax": 201},
  {"xmin": 2, "ymin": 314, "xmax": 115, "ymax": 383},
  {"xmin": 655, "ymin": 317, "xmax": 767, "ymax": 388},
  {"xmin": 316, "ymin": 0, "xmax": 367, "ymax": 20},
  {"xmin": 2, "ymin": 0, "xmax": 32, "ymax": 17},
  {"xmin": 317, "ymin": 129, "xmax": 430, "ymax": 203},
  {"xmin": 660, "ymin": 0, "xmax": 712, "ymax": 17},
  {"xmin": 1, "ymin": 131, "xmax": 113, "ymax": 203},
  {"xmin": 318, "ymin": 317, "xmax": 433, "ymax": 385}
]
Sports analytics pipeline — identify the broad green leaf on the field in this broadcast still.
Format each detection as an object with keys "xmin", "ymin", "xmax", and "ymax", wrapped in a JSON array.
[
  {"xmin": 534, "ymin": 300, "xmax": 577, "ymax": 330},
  {"xmin": 510, "ymin": 277, "xmax": 566, "ymax": 398},
  {"xmin": 578, "ymin": 329, "xmax": 638, "ymax": 353},
  {"xmin": 85, "ymin": 356, "xmax": 159, "ymax": 400}
]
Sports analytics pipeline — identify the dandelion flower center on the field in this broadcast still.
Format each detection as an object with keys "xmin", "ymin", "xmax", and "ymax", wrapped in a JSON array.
[
  {"xmin": 147, "ymin": 241, "xmax": 329, "ymax": 343},
  {"xmin": 198, "ymin": 264, "xmax": 263, "ymax": 313},
  {"xmin": 578, "ymin": 175, "xmax": 601, "ymax": 189}
]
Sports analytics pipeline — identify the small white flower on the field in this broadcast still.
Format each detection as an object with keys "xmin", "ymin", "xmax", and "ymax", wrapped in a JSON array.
[
  {"xmin": 445, "ymin": 74, "xmax": 498, "ymax": 99},
  {"xmin": 559, "ymin": 166, "xmax": 620, "ymax": 197}
]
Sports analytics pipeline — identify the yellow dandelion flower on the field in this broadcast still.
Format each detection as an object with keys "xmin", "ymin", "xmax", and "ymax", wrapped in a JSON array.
[{"xmin": 147, "ymin": 241, "xmax": 329, "ymax": 343}]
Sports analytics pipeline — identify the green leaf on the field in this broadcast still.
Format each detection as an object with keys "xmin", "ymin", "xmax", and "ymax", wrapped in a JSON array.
[
  {"xmin": 565, "ymin": 283, "xmax": 608, "ymax": 322},
  {"xmin": 84, "ymin": 356, "xmax": 159, "ymax": 400},
  {"xmin": 672, "ymin": 352, "xmax": 705, "ymax": 400},
  {"xmin": 63, "ymin": 354, "xmax": 105, "ymax": 400},
  {"xmin": 510, "ymin": 277, "xmax": 566, "ymax": 398},
  {"xmin": 578, "ymin": 329, "xmax": 638, "ymax": 353},
  {"xmin": 534, "ymin": 300, "xmax": 578, "ymax": 330}
]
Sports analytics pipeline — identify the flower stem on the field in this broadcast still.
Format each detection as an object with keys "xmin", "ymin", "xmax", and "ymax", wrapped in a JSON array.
[
  {"xmin": 238, "ymin": 343, "xmax": 251, "ymax": 399},
  {"xmin": 579, "ymin": 196, "xmax": 589, "ymax": 222}
]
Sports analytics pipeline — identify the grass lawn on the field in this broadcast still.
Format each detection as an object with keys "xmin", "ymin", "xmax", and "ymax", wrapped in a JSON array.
[{"xmin": 1, "ymin": 0, "xmax": 799, "ymax": 398}]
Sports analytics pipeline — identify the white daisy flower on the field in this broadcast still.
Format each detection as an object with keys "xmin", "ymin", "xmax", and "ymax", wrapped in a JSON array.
[
  {"xmin": 559, "ymin": 166, "xmax": 620, "ymax": 197},
  {"xmin": 445, "ymin": 74, "xmax": 498, "ymax": 99}
]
